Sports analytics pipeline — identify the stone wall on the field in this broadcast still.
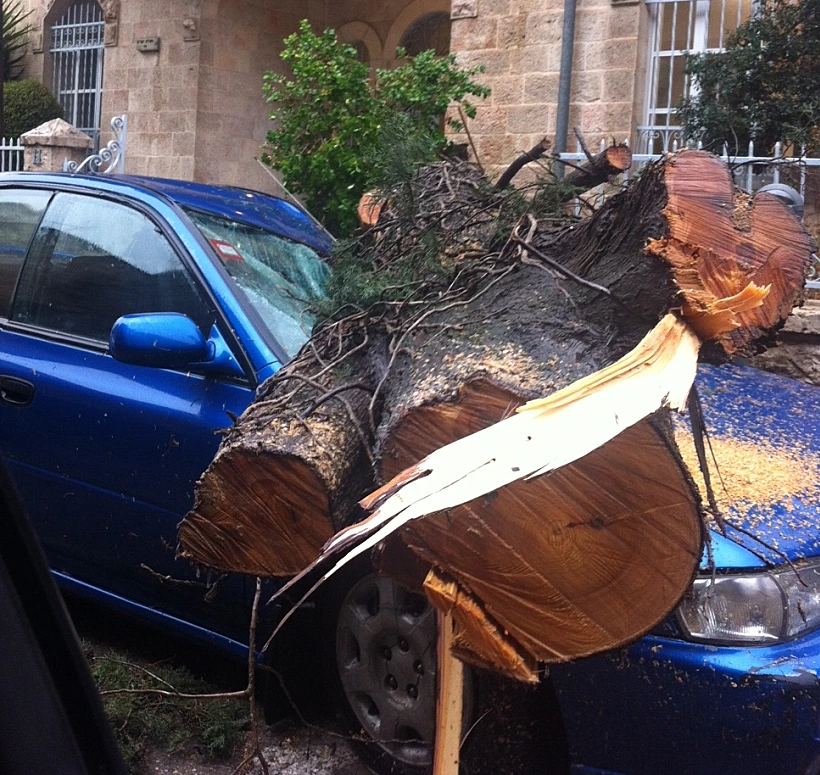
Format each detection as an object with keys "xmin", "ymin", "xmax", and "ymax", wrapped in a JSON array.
[
  {"xmin": 18, "ymin": 0, "xmax": 653, "ymax": 192},
  {"xmin": 98, "ymin": 0, "xmax": 202, "ymax": 180},
  {"xmin": 193, "ymin": 0, "xmax": 327, "ymax": 192},
  {"xmin": 448, "ymin": 0, "xmax": 648, "ymax": 178}
]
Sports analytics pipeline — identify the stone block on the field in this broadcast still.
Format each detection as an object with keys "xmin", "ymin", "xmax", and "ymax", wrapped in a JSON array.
[
  {"xmin": 510, "ymin": 44, "xmax": 550, "ymax": 75},
  {"xmin": 517, "ymin": 0, "xmax": 550, "ymax": 11},
  {"xmin": 127, "ymin": 66, "xmax": 159, "ymax": 90},
  {"xmin": 604, "ymin": 68, "xmax": 636, "ymax": 103},
  {"xmin": 480, "ymin": 0, "xmax": 513, "ymax": 16},
  {"xmin": 607, "ymin": 4, "xmax": 640, "ymax": 39},
  {"xmin": 575, "ymin": 10, "xmax": 608, "ymax": 41},
  {"xmin": 159, "ymin": 111, "xmax": 190, "ymax": 133},
  {"xmin": 451, "ymin": 17, "xmax": 499, "ymax": 50},
  {"xmin": 545, "ymin": 42, "xmax": 564, "ymax": 72},
  {"xmin": 602, "ymin": 101, "xmax": 634, "ymax": 134},
  {"xmin": 103, "ymin": 67, "xmax": 128, "ymax": 91},
  {"xmin": 491, "ymin": 75, "xmax": 525, "ymax": 105},
  {"xmin": 131, "ymin": 112, "xmax": 161, "ymax": 133},
  {"xmin": 477, "ymin": 134, "xmax": 508, "ymax": 167},
  {"xmin": 524, "ymin": 72, "xmax": 558, "ymax": 103},
  {"xmin": 127, "ymin": 87, "xmax": 153, "ymax": 112},
  {"xmin": 456, "ymin": 49, "xmax": 511, "ymax": 76},
  {"xmin": 507, "ymin": 104, "xmax": 551, "ymax": 134},
  {"xmin": 580, "ymin": 41, "xmax": 605, "ymax": 70},
  {"xmin": 468, "ymin": 106, "xmax": 509, "ymax": 136},
  {"xmin": 124, "ymin": 155, "xmax": 148, "ymax": 176},
  {"xmin": 498, "ymin": 13, "xmax": 527, "ymax": 49},
  {"xmin": 147, "ymin": 155, "xmax": 182, "ymax": 179},
  {"xmin": 604, "ymin": 37, "xmax": 638, "ymax": 68},
  {"xmin": 525, "ymin": 11, "xmax": 564, "ymax": 45},
  {"xmin": 573, "ymin": 70, "xmax": 603, "ymax": 102},
  {"xmin": 172, "ymin": 131, "xmax": 196, "ymax": 156},
  {"xmin": 21, "ymin": 119, "xmax": 93, "ymax": 172},
  {"xmin": 178, "ymin": 155, "xmax": 196, "ymax": 181}
]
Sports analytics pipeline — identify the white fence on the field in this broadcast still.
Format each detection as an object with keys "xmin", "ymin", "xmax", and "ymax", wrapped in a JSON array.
[
  {"xmin": 559, "ymin": 137, "xmax": 820, "ymax": 198},
  {"xmin": 0, "ymin": 137, "xmax": 24, "ymax": 172},
  {"xmin": 558, "ymin": 138, "xmax": 820, "ymax": 288}
]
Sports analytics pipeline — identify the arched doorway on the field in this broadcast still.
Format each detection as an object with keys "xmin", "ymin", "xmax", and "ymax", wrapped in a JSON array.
[
  {"xmin": 49, "ymin": 0, "xmax": 104, "ymax": 149},
  {"xmin": 399, "ymin": 11, "xmax": 451, "ymax": 57}
]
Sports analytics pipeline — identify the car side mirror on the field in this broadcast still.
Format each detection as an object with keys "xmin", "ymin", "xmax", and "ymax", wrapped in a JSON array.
[{"xmin": 109, "ymin": 313, "xmax": 212, "ymax": 369}]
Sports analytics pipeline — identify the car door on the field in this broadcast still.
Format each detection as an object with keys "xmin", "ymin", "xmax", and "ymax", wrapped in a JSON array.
[{"xmin": 0, "ymin": 187, "xmax": 255, "ymax": 638}]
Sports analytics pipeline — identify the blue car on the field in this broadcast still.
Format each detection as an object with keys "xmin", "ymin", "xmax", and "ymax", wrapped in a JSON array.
[{"xmin": 0, "ymin": 172, "xmax": 818, "ymax": 775}]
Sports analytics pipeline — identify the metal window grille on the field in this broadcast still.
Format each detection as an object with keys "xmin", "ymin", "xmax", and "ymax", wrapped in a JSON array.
[
  {"xmin": 50, "ymin": 1, "xmax": 104, "ymax": 151},
  {"xmin": 0, "ymin": 137, "xmax": 23, "ymax": 171},
  {"xmin": 639, "ymin": 0, "xmax": 753, "ymax": 153}
]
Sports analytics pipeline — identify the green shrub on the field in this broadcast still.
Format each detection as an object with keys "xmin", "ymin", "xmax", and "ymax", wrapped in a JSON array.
[
  {"xmin": 3, "ymin": 0, "xmax": 32, "ymax": 81},
  {"xmin": 679, "ymin": 0, "xmax": 820, "ymax": 154},
  {"xmin": 4, "ymin": 79, "xmax": 63, "ymax": 139},
  {"xmin": 263, "ymin": 20, "xmax": 489, "ymax": 237}
]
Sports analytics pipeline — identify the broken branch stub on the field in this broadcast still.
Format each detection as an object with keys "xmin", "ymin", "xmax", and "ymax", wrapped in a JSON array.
[{"xmin": 180, "ymin": 149, "xmax": 814, "ymax": 680}]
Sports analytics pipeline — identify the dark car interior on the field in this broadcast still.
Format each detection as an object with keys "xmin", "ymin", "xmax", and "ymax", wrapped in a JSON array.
[{"xmin": 0, "ymin": 461, "xmax": 127, "ymax": 775}]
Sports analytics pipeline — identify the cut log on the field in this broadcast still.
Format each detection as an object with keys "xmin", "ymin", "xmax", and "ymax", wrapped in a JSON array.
[
  {"xmin": 562, "ymin": 143, "xmax": 632, "ymax": 190},
  {"xmin": 179, "ymin": 382, "xmax": 374, "ymax": 577},
  {"xmin": 179, "ymin": 150, "xmax": 814, "ymax": 676}
]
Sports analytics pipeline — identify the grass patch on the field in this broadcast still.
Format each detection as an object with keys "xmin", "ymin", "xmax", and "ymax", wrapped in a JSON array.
[{"xmin": 83, "ymin": 640, "xmax": 248, "ymax": 772}]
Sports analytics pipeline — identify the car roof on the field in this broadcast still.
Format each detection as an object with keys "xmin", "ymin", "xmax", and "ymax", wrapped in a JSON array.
[{"xmin": 0, "ymin": 172, "xmax": 333, "ymax": 255}]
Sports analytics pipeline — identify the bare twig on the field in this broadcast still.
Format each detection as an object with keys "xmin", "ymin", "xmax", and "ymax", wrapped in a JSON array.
[{"xmin": 458, "ymin": 104, "xmax": 483, "ymax": 172}]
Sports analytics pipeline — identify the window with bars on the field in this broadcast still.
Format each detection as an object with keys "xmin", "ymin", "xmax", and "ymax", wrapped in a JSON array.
[
  {"xmin": 640, "ymin": 0, "xmax": 753, "ymax": 153},
  {"xmin": 50, "ymin": 1, "xmax": 104, "ymax": 151}
]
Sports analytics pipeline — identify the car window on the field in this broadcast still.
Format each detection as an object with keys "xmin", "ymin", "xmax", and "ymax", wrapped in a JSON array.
[
  {"xmin": 184, "ymin": 208, "xmax": 329, "ymax": 358},
  {"xmin": 11, "ymin": 192, "xmax": 213, "ymax": 342},
  {"xmin": 0, "ymin": 189, "xmax": 51, "ymax": 318}
]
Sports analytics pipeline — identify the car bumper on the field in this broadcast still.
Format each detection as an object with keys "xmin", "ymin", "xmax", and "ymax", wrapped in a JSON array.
[{"xmin": 550, "ymin": 628, "xmax": 820, "ymax": 775}]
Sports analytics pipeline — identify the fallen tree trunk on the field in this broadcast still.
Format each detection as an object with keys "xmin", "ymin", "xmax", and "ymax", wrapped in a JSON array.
[{"xmin": 179, "ymin": 149, "xmax": 814, "ymax": 677}]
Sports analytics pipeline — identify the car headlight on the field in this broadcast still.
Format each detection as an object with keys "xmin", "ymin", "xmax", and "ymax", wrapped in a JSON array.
[{"xmin": 677, "ymin": 562, "xmax": 820, "ymax": 644}]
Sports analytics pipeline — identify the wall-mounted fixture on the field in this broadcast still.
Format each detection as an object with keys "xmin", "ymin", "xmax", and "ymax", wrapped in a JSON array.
[{"xmin": 136, "ymin": 37, "xmax": 160, "ymax": 53}]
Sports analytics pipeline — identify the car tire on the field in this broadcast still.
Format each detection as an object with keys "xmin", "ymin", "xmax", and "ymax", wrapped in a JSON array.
[
  {"xmin": 327, "ymin": 562, "xmax": 570, "ymax": 775},
  {"xmin": 329, "ymin": 565, "xmax": 475, "ymax": 775}
]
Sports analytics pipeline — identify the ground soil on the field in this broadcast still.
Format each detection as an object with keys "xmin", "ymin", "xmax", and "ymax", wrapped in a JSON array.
[{"xmin": 144, "ymin": 720, "xmax": 368, "ymax": 775}]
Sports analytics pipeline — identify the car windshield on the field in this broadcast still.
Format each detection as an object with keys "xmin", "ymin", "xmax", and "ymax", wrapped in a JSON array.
[{"xmin": 185, "ymin": 209, "xmax": 329, "ymax": 358}]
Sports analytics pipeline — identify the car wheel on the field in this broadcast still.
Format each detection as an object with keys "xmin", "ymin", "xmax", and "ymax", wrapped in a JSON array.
[{"xmin": 332, "ymin": 571, "xmax": 474, "ymax": 775}]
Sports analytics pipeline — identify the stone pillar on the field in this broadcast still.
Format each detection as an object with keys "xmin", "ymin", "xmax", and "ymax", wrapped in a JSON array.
[{"xmin": 21, "ymin": 119, "xmax": 93, "ymax": 172}]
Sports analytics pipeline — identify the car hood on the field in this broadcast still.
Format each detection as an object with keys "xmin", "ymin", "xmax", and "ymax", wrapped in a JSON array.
[{"xmin": 689, "ymin": 363, "xmax": 820, "ymax": 569}]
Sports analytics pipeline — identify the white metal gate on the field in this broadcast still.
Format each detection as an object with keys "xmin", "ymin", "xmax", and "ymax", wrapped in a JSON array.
[
  {"xmin": 640, "ymin": 0, "xmax": 754, "ymax": 153},
  {"xmin": 50, "ymin": 1, "xmax": 104, "ymax": 150}
]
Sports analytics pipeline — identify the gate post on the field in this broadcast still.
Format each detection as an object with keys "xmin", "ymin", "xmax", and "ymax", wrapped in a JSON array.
[{"xmin": 21, "ymin": 118, "xmax": 92, "ymax": 172}]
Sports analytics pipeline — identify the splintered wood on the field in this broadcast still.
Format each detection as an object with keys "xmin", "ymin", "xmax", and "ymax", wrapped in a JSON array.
[
  {"xmin": 180, "ymin": 149, "xmax": 815, "ymax": 683},
  {"xmin": 646, "ymin": 153, "xmax": 812, "ymax": 353}
]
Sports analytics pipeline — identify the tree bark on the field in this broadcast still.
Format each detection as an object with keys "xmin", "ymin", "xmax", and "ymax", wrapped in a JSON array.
[
  {"xmin": 494, "ymin": 137, "xmax": 552, "ymax": 190},
  {"xmin": 179, "ymin": 151, "xmax": 814, "ymax": 675}
]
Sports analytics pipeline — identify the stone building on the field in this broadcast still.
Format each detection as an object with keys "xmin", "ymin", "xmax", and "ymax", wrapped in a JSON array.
[{"xmin": 20, "ymin": 0, "xmax": 753, "ymax": 192}]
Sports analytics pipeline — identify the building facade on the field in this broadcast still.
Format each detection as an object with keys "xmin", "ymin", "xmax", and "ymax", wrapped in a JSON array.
[{"xmin": 20, "ymin": 0, "xmax": 753, "ymax": 191}]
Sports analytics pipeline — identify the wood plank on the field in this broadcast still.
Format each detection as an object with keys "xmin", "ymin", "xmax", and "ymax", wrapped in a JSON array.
[{"xmin": 433, "ymin": 612, "xmax": 463, "ymax": 775}]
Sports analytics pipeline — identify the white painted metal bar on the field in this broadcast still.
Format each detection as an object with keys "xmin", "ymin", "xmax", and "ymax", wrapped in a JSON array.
[{"xmin": 0, "ymin": 137, "xmax": 24, "ymax": 172}]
